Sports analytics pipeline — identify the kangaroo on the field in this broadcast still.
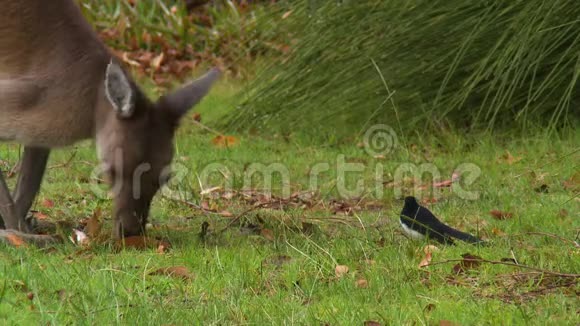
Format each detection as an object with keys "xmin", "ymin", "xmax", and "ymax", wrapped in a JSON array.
[{"xmin": 0, "ymin": 0, "xmax": 219, "ymax": 239}]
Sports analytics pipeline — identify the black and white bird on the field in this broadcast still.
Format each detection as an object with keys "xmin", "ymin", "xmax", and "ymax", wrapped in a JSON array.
[{"xmin": 399, "ymin": 196, "xmax": 485, "ymax": 245}]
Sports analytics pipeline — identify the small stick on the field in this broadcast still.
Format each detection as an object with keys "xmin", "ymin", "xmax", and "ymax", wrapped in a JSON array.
[
  {"xmin": 509, "ymin": 231, "xmax": 579, "ymax": 248},
  {"xmin": 427, "ymin": 258, "xmax": 580, "ymax": 278},
  {"xmin": 218, "ymin": 202, "xmax": 274, "ymax": 233}
]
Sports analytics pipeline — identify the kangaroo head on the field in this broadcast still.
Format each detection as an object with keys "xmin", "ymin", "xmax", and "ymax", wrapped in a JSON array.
[{"xmin": 97, "ymin": 60, "xmax": 220, "ymax": 238}]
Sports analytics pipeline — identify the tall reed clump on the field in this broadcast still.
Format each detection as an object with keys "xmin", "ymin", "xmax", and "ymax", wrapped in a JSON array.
[{"xmin": 224, "ymin": 0, "xmax": 579, "ymax": 141}]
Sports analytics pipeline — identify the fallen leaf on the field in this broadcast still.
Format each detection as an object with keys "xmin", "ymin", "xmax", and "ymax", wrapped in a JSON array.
[
  {"xmin": 260, "ymin": 228, "xmax": 275, "ymax": 241},
  {"xmin": 6, "ymin": 233, "xmax": 27, "ymax": 247},
  {"xmin": 335, "ymin": 265, "xmax": 349, "ymax": 278},
  {"xmin": 32, "ymin": 211, "xmax": 49, "ymax": 220},
  {"xmin": 558, "ymin": 209, "xmax": 568, "ymax": 217},
  {"xmin": 491, "ymin": 227, "xmax": 506, "ymax": 236},
  {"xmin": 149, "ymin": 266, "xmax": 195, "ymax": 281},
  {"xmin": 85, "ymin": 209, "xmax": 102, "ymax": 238},
  {"xmin": 151, "ymin": 52, "xmax": 164, "ymax": 71},
  {"xmin": 26, "ymin": 292, "xmax": 34, "ymax": 301},
  {"xmin": 363, "ymin": 321, "xmax": 381, "ymax": 326},
  {"xmin": 200, "ymin": 201, "xmax": 211, "ymax": 211},
  {"xmin": 501, "ymin": 151, "xmax": 521, "ymax": 165},
  {"xmin": 490, "ymin": 210, "xmax": 513, "ymax": 220},
  {"xmin": 418, "ymin": 252, "xmax": 432, "ymax": 268},
  {"xmin": 562, "ymin": 172, "xmax": 579, "ymax": 191},
  {"xmin": 281, "ymin": 10, "xmax": 292, "ymax": 19},
  {"xmin": 423, "ymin": 245, "xmax": 439, "ymax": 254},
  {"xmin": 72, "ymin": 229, "xmax": 89, "ymax": 246},
  {"xmin": 192, "ymin": 112, "xmax": 202, "ymax": 122},
  {"xmin": 115, "ymin": 236, "xmax": 159, "ymax": 250},
  {"xmin": 211, "ymin": 135, "xmax": 238, "ymax": 148},
  {"xmin": 439, "ymin": 320, "xmax": 459, "ymax": 326},
  {"xmin": 41, "ymin": 199, "xmax": 54, "ymax": 208},
  {"xmin": 156, "ymin": 241, "xmax": 171, "ymax": 254},
  {"xmin": 356, "ymin": 278, "xmax": 369, "ymax": 288},
  {"xmin": 200, "ymin": 186, "xmax": 221, "ymax": 195},
  {"xmin": 218, "ymin": 210, "xmax": 233, "ymax": 217},
  {"xmin": 452, "ymin": 253, "xmax": 483, "ymax": 274},
  {"xmin": 122, "ymin": 52, "xmax": 140, "ymax": 66}
]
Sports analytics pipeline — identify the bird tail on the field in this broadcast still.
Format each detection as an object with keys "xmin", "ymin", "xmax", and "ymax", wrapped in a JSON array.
[{"xmin": 441, "ymin": 225, "xmax": 485, "ymax": 244}]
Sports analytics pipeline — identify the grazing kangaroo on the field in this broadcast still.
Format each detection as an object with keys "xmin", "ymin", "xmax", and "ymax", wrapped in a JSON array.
[{"xmin": 0, "ymin": 0, "xmax": 219, "ymax": 240}]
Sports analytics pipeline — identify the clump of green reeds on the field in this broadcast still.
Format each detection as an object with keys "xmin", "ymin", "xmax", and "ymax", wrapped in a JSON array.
[{"xmin": 224, "ymin": 0, "xmax": 579, "ymax": 141}]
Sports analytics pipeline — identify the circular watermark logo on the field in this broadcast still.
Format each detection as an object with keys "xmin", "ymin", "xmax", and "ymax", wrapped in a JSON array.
[{"xmin": 363, "ymin": 124, "xmax": 398, "ymax": 157}]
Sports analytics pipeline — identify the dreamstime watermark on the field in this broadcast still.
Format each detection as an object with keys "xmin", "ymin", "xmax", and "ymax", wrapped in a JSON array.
[
  {"xmin": 87, "ymin": 124, "xmax": 482, "ymax": 202},
  {"xmin": 363, "ymin": 124, "xmax": 398, "ymax": 157}
]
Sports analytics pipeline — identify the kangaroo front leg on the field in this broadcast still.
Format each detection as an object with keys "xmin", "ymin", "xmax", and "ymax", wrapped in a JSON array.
[{"xmin": 12, "ymin": 147, "xmax": 50, "ymax": 230}]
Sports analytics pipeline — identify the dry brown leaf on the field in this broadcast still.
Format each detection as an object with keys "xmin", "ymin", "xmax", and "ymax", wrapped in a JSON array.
[
  {"xmin": 260, "ymin": 228, "xmax": 274, "ymax": 241},
  {"xmin": 33, "ymin": 211, "xmax": 49, "ymax": 220},
  {"xmin": 122, "ymin": 52, "xmax": 140, "ymax": 67},
  {"xmin": 356, "ymin": 278, "xmax": 369, "ymax": 288},
  {"xmin": 423, "ymin": 245, "xmax": 439, "ymax": 254},
  {"xmin": 418, "ymin": 252, "xmax": 432, "ymax": 268},
  {"xmin": 501, "ymin": 151, "xmax": 521, "ymax": 165},
  {"xmin": 335, "ymin": 265, "xmax": 349, "ymax": 278},
  {"xmin": 363, "ymin": 321, "xmax": 381, "ymax": 326},
  {"xmin": 211, "ymin": 135, "xmax": 238, "ymax": 148},
  {"xmin": 490, "ymin": 210, "xmax": 513, "ymax": 220},
  {"xmin": 192, "ymin": 112, "xmax": 202, "ymax": 122},
  {"xmin": 200, "ymin": 186, "xmax": 221, "ymax": 195},
  {"xmin": 491, "ymin": 227, "xmax": 506, "ymax": 236},
  {"xmin": 439, "ymin": 320, "xmax": 459, "ymax": 326},
  {"xmin": 157, "ymin": 241, "xmax": 170, "ymax": 254},
  {"xmin": 151, "ymin": 52, "xmax": 164, "ymax": 71},
  {"xmin": 6, "ymin": 233, "xmax": 26, "ymax": 247},
  {"xmin": 85, "ymin": 209, "xmax": 102, "ymax": 238},
  {"xmin": 41, "ymin": 199, "xmax": 54, "ymax": 208},
  {"xmin": 558, "ymin": 209, "xmax": 569, "ymax": 217},
  {"xmin": 218, "ymin": 210, "xmax": 233, "ymax": 217},
  {"xmin": 562, "ymin": 172, "xmax": 580, "ymax": 191},
  {"xmin": 115, "ymin": 236, "xmax": 159, "ymax": 250},
  {"xmin": 281, "ymin": 10, "xmax": 292, "ymax": 19},
  {"xmin": 150, "ymin": 266, "xmax": 195, "ymax": 281},
  {"xmin": 452, "ymin": 253, "xmax": 483, "ymax": 274},
  {"xmin": 201, "ymin": 201, "xmax": 211, "ymax": 211}
]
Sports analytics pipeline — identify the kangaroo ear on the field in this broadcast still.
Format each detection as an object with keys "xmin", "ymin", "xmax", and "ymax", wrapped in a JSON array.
[
  {"xmin": 159, "ymin": 67, "xmax": 221, "ymax": 119},
  {"xmin": 104, "ymin": 60, "xmax": 135, "ymax": 118}
]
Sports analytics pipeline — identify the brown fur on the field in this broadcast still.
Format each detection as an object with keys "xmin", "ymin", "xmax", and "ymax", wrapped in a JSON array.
[{"xmin": 0, "ymin": 0, "xmax": 219, "ymax": 238}]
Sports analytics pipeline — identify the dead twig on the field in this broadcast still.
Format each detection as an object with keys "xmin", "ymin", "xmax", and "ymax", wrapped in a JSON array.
[
  {"xmin": 504, "ymin": 231, "xmax": 580, "ymax": 248},
  {"xmin": 218, "ymin": 202, "xmax": 274, "ymax": 233},
  {"xmin": 48, "ymin": 150, "xmax": 78, "ymax": 170},
  {"xmin": 428, "ymin": 258, "xmax": 580, "ymax": 278}
]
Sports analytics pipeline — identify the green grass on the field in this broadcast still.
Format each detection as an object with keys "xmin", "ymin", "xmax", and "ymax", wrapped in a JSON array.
[{"xmin": 0, "ymin": 85, "xmax": 579, "ymax": 325}]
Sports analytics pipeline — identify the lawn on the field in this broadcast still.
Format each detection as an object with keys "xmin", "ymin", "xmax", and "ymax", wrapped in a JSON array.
[{"xmin": 0, "ymin": 83, "xmax": 578, "ymax": 325}]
